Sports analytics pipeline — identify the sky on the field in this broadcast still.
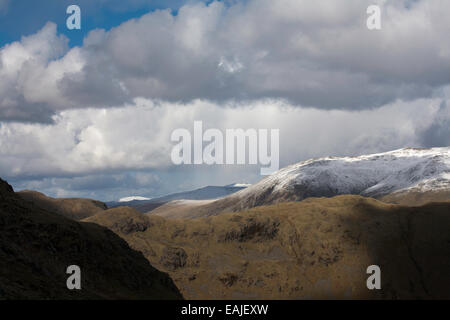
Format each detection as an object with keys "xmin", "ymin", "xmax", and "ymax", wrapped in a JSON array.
[{"xmin": 0, "ymin": 0, "xmax": 449, "ymax": 201}]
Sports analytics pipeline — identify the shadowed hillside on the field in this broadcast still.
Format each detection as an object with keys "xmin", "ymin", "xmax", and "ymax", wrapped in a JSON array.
[
  {"xmin": 0, "ymin": 178, "xmax": 182, "ymax": 300},
  {"xmin": 18, "ymin": 190, "xmax": 108, "ymax": 220},
  {"xmin": 86, "ymin": 196, "xmax": 450, "ymax": 299}
]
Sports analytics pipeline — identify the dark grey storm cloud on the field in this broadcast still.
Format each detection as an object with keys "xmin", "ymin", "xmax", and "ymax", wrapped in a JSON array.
[
  {"xmin": 62, "ymin": 0, "xmax": 450, "ymax": 110},
  {"xmin": 420, "ymin": 101, "xmax": 450, "ymax": 148},
  {"xmin": 2, "ymin": 0, "xmax": 450, "ymax": 122}
]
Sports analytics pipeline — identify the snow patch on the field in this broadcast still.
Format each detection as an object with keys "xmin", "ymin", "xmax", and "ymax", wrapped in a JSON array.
[
  {"xmin": 119, "ymin": 196, "xmax": 151, "ymax": 202},
  {"xmin": 227, "ymin": 183, "xmax": 251, "ymax": 188}
]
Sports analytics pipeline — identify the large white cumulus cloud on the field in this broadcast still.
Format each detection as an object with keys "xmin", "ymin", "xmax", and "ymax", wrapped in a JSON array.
[
  {"xmin": 0, "ymin": 97, "xmax": 447, "ymax": 179},
  {"xmin": 0, "ymin": 23, "xmax": 83, "ymax": 121},
  {"xmin": 1, "ymin": 0, "xmax": 450, "ymax": 122}
]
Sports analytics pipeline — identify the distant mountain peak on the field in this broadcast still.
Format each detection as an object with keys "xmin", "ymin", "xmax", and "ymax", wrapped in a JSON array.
[
  {"xmin": 225, "ymin": 183, "xmax": 252, "ymax": 188},
  {"xmin": 110, "ymin": 184, "xmax": 250, "ymax": 212},
  {"xmin": 119, "ymin": 196, "xmax": 152, "ymax": 203}
]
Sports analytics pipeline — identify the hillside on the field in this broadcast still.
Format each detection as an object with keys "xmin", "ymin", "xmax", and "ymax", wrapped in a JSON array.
[
  {"xmin": 18, "ymin": 190, "xmax": 107, "ymax": 220},
  {"xmin": 379, "ymin": 189, "xmax": 450, "ymax": 206},
  {"xmin": 147, "ymin": 200, "xmax": 216, "ymax": 219},
  {"xmin": 0, "ymin": 178, "xmax": 182, "ymax": 299},
  {"xmin": 85, "ymin": 195, "xmax": 450, "ymax": 299}
]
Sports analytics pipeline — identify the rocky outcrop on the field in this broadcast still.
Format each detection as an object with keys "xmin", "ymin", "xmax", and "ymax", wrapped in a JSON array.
[
  {"xmin": 219, "ymin": 218, "xmax": 280, "ymax": 242},
  {"xmin": 160, "ymin": 247, "xmax": 188, "ymax": 271}
]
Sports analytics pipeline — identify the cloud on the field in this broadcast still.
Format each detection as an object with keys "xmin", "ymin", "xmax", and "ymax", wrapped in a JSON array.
[
  {"xmin": 1, "ymin": 1, "xmax": 450, "ymax": 199},
  {"xmin": 419, "ymin": 100, "xmax": 450, "ymax": 147},
  {"xmin": 1, "ymin": 97, "xmax": 447, "ymax": 198},
  {"xmin": 2, "ymin": 1, "xmax": 450, "ymax": 122},
  {"xmin": 0, "ymin": 22, "xmax": 81, "ymax": 122},
  {"xmin": 11, "ymin": 171, "xmax": 163, "ymax": 200}
]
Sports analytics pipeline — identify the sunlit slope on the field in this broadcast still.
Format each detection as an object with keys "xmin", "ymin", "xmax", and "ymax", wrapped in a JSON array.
[{"xmin": 85, "ymin": 195, "xmax": 450, "ymax": 299}]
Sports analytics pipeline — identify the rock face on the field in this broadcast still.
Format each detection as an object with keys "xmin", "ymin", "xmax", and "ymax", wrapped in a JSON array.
[
  {"xmin": 0, "ymin": 178, "xmax": 182, "ymax": 300},
  {"xmin": 160, "ymin": 247, "xmax": 188, "ymax": 271},
  {"xmin": 86, "ymin": 195, "xmax": 450, "ymax": 299},
  {"xmin": 219, "ymin": 218, "xmax": 280, "ymax": 242}
]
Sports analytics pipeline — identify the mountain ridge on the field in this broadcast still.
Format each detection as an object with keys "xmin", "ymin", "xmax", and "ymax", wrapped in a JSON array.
[
  {"xmin": 162, "ymin": 147, "xmax": 450, "ymax": 218},
  {"xmin": 109, "ymin": 184, "xmax": 249, "ymax": 213}
]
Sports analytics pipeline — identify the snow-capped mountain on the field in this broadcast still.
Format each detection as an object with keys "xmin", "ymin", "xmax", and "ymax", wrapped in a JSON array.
[
  {"xmin": 212, "ymin": 147, "xmax": 450, "ymax": 212},
  {"xmin": 226, "ymin": 183, "xmax": 252, "ymax": 188},
  {"xmin": 119, "ymin": 196, "xmax": 151, "ymax": 202}
]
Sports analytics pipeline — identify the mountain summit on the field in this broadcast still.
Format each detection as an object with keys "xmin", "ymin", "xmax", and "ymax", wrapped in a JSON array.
[{"xmin": 234, "ymin": 147, "xmax": 449, "ymax": 203}]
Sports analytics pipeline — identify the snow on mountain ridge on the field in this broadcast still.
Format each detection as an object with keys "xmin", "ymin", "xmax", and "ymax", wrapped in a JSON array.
[
  {"xmin": 226, "ymin": 183, "xmax": 252, "ymax": 188},
  {"xmin": 234, "ymin": 147, "xmax": 450, "ymax": 201},
  {"xmin": 119, "ymin": 196, "xmax": 151, "ymax": 202}
]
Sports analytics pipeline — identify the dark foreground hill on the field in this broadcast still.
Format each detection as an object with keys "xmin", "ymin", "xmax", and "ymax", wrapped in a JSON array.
[
  {"xmin": 86, "ymin": 196, "xmax": 450, "ymax": 299},
  {"xmin": 0, "ymin": 178, "xmax": 182, "ymax": 299}
]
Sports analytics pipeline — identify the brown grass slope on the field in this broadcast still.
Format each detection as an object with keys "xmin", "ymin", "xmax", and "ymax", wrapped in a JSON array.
[
  {"xmin": 86, "ymin": 196, "xmax": 450, "ymax": 299},
  {"xmin": 379, "ymin": 189, "xmax": 450, "ymax": 206},
  {"xmin": 145, "ymin": 188, "xmax": 450, "ymax": 219},
  {"xmin": 0, "ymin": 178, "xmax": 182, "ymax": 300},
  {"xmin": 18, "ymin": 190, "xmax": 107, "ymax": 220},
  {"xmin": 148, "ymin": 200, "xmax": 216, "ymax": 219}
]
